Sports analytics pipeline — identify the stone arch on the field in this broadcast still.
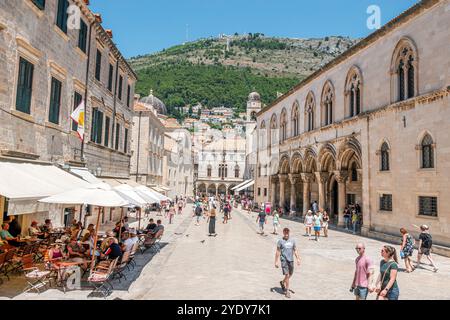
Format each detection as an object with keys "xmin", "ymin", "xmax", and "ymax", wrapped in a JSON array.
[
  {"xmin": 318, "ymin": 143, "xmax": 337, "ymax": 172},
  {"xmin": 269, "ymin": 113, "xmax": 278, "ymax": 153},
  {"xmin": 390, "ymin": 37, "xmax": 419, "ymax": 102},
  {"xmin": 291, "ymin": 152, "xmax": 304, "ymax": 174},
  {"xmin": 279, "ymin": 154, "xmax": 291, "ymax": 174},
  {"xmin": 217, "ymin": 184, "xmax": 227, "ymax": 196},
  {"xmin": 304, "ymin": 147, "xmax": 318, "ymax": 173},
  {"xmin": 338, "ymin": 138, "xmax": 362, "ymax": 170},
  {"xmin": 197, "ymin": 183, "xmax": 206, "ymax": 195},
  {"xmin": 321, "ymin": 80, "xmax": 335, "ymax": 126},
  {"xmin": 207, "ymin": 183, "xmax": 217, "ymax": 196}
]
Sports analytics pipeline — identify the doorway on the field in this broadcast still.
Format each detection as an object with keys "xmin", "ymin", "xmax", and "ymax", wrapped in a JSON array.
[{"xmin": 331, "ymin": 180, "xmax": 338, "ymax": 224}]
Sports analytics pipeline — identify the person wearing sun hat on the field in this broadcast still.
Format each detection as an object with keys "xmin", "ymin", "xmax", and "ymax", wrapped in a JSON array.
[{"xmin": 416, "ymin": 225, "xmax": 438, "ymax": 272}]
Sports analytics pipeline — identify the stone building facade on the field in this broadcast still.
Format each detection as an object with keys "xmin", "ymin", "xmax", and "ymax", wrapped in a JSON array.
[
  {"xmin": 0, "ymin": 0, "xmax": 136, "ymax": 228},
  {"xmin": 255, "ymin": 0, "xmax": 450, "ymax": 247},
  {"xmin": 130, "ymin": 96, "xmax": 165, "ymax": 187},
  {"xmin": 196, "ymin": 133, "xmax": 246, "ymax": 197}
]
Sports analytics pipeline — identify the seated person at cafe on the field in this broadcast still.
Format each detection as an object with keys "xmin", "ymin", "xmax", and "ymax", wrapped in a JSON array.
[
  {"xmin": 47, "ymin": 239, "xmax": 67, "ymax": 262},
  {"xmin": 113, "ymin": 221, "xmax": 126, "ymax": 238},
  {"xmin": 81, "ymin": 224, "xmax": 95, "ymax": 242},
  {"xmin": 100, "ymin": 231, "xmax": 116, "ymax": 252},
  {"xmin": 41, "ymin": 219, "xmax": 53, "ymax": 233},
  {"xmin": 0, "ymin": 223, "xmax": 20, "ymax": 247},
  {"xmin": 145, "ymin": 219, "xmax": 157, "ymax": 233},
  {"xmin": 101, "ymin": 238, "xmax": 122, "ymax": 261},
  {"xmin": 121, "ymin": 229, "xmax": 138, "ymax": 253},
  {"xmin": 122, "ymin": 216, "xmax": 130, "ymax": 231},
  {"xmin": 147, "ymin": 220, "xmax": 164, "ymax": 239},
  {"xmin": 28, "ymin": 221, "xmax": 45, "ymax": 239},
  {"xmin": 70, "ymin": 222, "xmax": 83, "ymax": 241},
  {"xmin": 67, "ymin": 238, "xmax": 87, "ymax": 262},
  {"xmin": 5, "ymin": 215, "xmax": 22, "ymax": 237}
]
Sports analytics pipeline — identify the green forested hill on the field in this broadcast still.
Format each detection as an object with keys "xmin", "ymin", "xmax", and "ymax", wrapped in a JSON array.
[{"xmin": 129, "ymin": 34, "xmax": 359, "ymax": 119}]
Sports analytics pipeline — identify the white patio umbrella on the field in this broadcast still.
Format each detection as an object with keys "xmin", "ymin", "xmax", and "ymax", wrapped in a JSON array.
[
  {"xmin": 39, "ymin": 183, "xmax": 130, "ymax": 207},
  {"xmin": 39, "ymin": 182, "xmax": 132, "ymax": 272},
  {"xmin": 114, "ymin": 184, "xmax": 152, "ymax": 232},
  {"xmin": 136, "ymin": 186, "xmax": 171, "ymax": 202}
]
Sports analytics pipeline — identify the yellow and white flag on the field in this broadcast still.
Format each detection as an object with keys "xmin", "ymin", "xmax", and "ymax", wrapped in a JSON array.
[{"xmin": 70, "ymin": 100, "xmax": 85, "ymax": 141}]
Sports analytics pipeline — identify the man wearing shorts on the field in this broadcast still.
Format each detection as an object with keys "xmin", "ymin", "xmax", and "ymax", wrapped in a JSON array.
[
  {"xmin": 256, "ymin": 209, "xmax": 267, "ymax": 235},
  {"xmin": 351, "ymin": 243, "xmax": 374, "ymax": 300},
  {"xmin": 275, "ymin": 228, "xmax": 301, "ymax": 298}
]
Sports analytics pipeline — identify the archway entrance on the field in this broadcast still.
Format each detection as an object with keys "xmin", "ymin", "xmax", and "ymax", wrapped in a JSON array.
[{"xmin": 207, "ymin": 184, "xmax": 216, "ymax": 196}]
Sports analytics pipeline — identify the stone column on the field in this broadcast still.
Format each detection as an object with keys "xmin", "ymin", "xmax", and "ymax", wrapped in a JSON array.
[
  {"xmin": 270, "ymin": 176, "xmax": 278, "ymax": 208},
  {"xmin": 334, "ymin": 171, "xmax": 348, "ymax": 227},
  {"xmin": 315, "ymin": 172, "xmax": 329, "ymax": 211},
  {"xmin": 278, "ymin": 174, "xmax": 288, "ymax": 210},
  {"xmin": 215, "ymin": 185, "xmax": 218, "ymax": 197},
  {"xmin": 301, "ymin": 173, "xmax": 314, "ymax": 217},
  {"xmin": 288, "ymin": 174, "xmax": 300, "ymax": 216}
]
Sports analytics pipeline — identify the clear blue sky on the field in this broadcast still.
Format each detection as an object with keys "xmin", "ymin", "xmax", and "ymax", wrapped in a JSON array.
[{"xmin": 89, "ymin": 0, "xmax": 420, "ymax": 58}]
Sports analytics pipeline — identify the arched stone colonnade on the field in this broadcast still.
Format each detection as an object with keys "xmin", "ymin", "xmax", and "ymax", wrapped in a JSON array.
[{"xmin": 270, "ymin": 138, "xmax": 363, "ymax": 227}]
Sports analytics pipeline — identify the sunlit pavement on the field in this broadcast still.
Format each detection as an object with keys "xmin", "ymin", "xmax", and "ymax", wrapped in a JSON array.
[{"xmin": 5, "ymin": 205, "xmax": 450, "ymax": 300}]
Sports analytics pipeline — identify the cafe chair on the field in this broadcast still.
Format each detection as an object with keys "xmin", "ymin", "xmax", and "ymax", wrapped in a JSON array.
[
  {"xmin": 21, "ymin": 254, "xmax": 51, "ymax": 294},
  {"xmin": 88, "ymin": 257, "xmax": 119, "ymax": 298}
]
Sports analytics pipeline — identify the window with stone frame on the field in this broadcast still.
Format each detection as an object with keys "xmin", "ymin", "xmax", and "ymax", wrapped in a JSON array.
[
  {"xmin": 90, "ymin": 108, "xmax": 103, "ymax": 145},
  {"xmin": 379, "ymin": 194, "xmax": 392, "ymax": 211},
  {"xmin": 322, "ymin": 83, "xmax": 334, "ymax": 126},
  {"xmin": 234, "ymin": 165, "xmax": 240, "ymax": 178},
  {"xmin": 421, "ymin": 134, "xmax": 434, "ymax": 169},
  {"xmin": 49, "ymin": 77, "xmax": 62, "ymax": 125},
  {"xmin": 258, "ymin": 188, "xmax": 261, "ymax": 196},
  {"xmin": 280, "ymin": 109, "xmax": 288, "ymax": 142},
  {"xmin": 56, "ymin": 0, "xmax": 69, "ymax": 33},
  {"xmin": 264, "ymin": 188, "xmax": 267, "ymax": 197},
  {"xmin": 418, "ymin": 196, "xmax": 437, "ymax": 217},
  {"xmin": 394, "ymin": 44, "xmax": 417, "ymax": 102},
  {"xmin": 118, "ymin": 75, "xmax": 123, "ymax": 100},
  {"xmin": 292, "ymin": 102, "xmax": 299, "ymax": 137},
  {"xmin": 107, "ymin": 64, "xmax": 114, "ymax": 92},
  {"xmin": 16, "ymin": 57, "xmax": 34, "ymax": 114},
  {"xmin": 347, "ymin": 72, "xmax": 362, "ymax": 117},
  {"xmin": 78, "ymin": 19, "xmax": 88, "ymax": 53},
  {"xmin": 380, "ymin": 142, "xmax": 390, "ymax": 171},
  {"xmin": 305, "ymin": 93, "xmax": 315, "ymax": 132},
  {"xmin": 95, "ymin": 49, "xmax": 102, "ymax": 81},
  {"xmin": 115, "ymin": 123, "xmax": 120, "ymax": 150}
]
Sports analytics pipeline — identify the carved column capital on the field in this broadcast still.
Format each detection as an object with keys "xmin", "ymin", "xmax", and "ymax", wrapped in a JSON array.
[
  {"xmin": 314, "ymin": 171, "xmax": 329, "ymax": 184},
  {"xmin": 278, "ymin": 174, "xmax": 288, "ymax": 183},
  {"xmin": 300, "ymin": 173, "xmax": 314, "ymax": 183},
  {"xmin": 288, "ymin": 173, "xmax": 301, "ymax": 184},
  {"xmin": 334, "ymin": 171, "xmax": 349, "ymax": 184}
]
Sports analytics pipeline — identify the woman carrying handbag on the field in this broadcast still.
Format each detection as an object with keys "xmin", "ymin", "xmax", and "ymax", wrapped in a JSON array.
[{"xmin": 375, "ymin": 245, "xmax": 400, "ymax": 300}]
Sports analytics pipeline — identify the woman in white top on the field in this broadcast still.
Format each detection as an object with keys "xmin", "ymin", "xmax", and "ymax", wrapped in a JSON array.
[{"xmin": 304, "ymin": 210, "xmax": 314, "ymax": 237}]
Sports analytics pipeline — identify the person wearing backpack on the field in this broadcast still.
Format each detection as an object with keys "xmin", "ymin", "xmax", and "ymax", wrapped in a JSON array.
[
  {"xmin": 194, "ymin": 203, "xmax": 203, "ymax": 226},
  {"xmin": 416, "ymin": 225, "xmax": 438, "ymax": 272},
  {"xmin": 375, "ymin": 245, "xmax": 400, "ymax": 300}
]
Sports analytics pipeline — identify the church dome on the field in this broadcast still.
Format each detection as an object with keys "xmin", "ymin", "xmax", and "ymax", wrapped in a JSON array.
[
  {"xmin": 248, "ymin": 92, "xmax": 261, "ymax": 102},
  {"xmin": 139, "ymin": 90, "xmax": 167, "ymax": 115}
]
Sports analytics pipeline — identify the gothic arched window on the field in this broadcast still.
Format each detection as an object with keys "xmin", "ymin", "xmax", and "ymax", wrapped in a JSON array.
[
  {"xmin": 380, "ymin": 142, "xmax": 390, "ymax": 171},
  {"xmin": 235, "ymin": 165, "xmax": 240, "ymax": 178},
  {"xmin": 351, "ymin": 163, "xmax": 358, "ymax": 182},
  {"xmin": 392, "ymin": 40, "xmax": 418, "ymax": 102},
  {"xmin": 421, "ymin": 134, "xmax": 434, "ymax": 169},
  {"xmin": 280, "ymin": 109, "xmax": 288, "ymax": 142},
  {"xmin": 305, "ymin": 92, "xmax": 315, "ymax": 132},
  {"xmin": 292, "ymin": 102, "xmax": 299, "ymax": 137},
  {"xmin": 321, "ymin": 82, "xmax": 334, "ymax": 126},
  {"xmin": 346, "ymin": 68, "xmax": 362, "ymax": 118}
]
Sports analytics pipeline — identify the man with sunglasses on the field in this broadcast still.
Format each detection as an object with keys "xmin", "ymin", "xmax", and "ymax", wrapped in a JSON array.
[{"xmin": 351, "ymin": 243, "xmax": 374, "ymax": 300}]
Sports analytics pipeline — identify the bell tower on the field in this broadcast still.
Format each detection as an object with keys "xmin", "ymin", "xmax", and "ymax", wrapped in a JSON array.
[{"xmin": 246, "ymin": 92, "xmax": 262, "ymax": 122}]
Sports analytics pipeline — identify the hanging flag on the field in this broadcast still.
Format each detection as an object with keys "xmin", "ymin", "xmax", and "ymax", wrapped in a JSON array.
[{"xmin": 70, "ymin": 100, "xmax": 85, "ymax": 141}]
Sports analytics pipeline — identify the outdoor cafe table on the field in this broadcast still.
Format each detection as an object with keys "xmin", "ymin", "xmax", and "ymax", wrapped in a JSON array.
[{"xmin": 52, "ymin": 260, "xmax": 90, "ymax": 292}]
